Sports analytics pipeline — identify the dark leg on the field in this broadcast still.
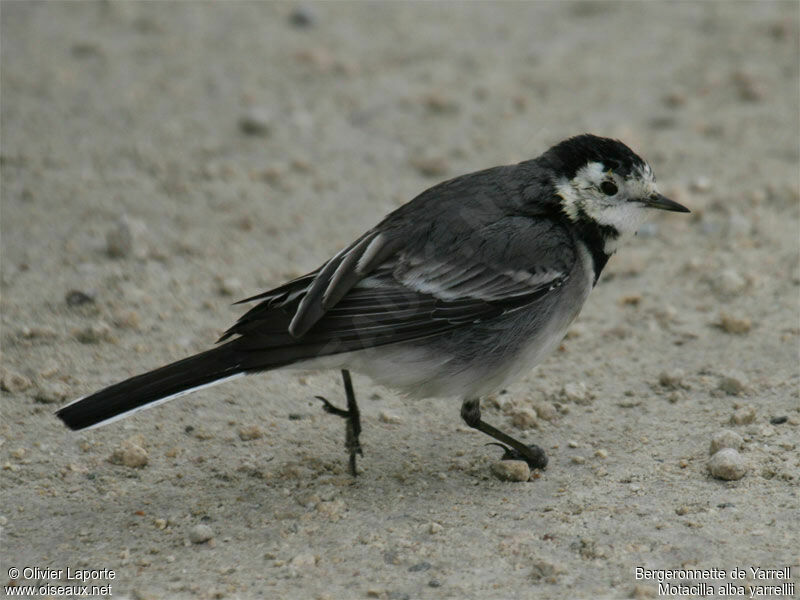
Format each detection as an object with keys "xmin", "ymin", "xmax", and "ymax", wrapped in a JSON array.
[
  {"xmin": 460, "ymin": 398, "xmax": 548, "ymax": 470},
  {"xmin": 315, "ymin": 369, "xmax": 363, "ymax": 476}
]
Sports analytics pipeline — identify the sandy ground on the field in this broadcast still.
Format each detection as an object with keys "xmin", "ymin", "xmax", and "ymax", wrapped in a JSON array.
[{"xmin": 2, "ymin": 2, "xmax": 799, "ymax": 599}]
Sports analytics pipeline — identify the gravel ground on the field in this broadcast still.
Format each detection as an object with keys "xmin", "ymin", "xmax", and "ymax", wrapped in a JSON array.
[{"xmin": 2, "ymin": 2, "xmax": 798, "ymax": 599}]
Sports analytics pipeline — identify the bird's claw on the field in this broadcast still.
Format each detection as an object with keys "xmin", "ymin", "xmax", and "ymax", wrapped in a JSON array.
[{"xmin": 486, "ymin": 442, "xmax": 548, "ymax": 469}]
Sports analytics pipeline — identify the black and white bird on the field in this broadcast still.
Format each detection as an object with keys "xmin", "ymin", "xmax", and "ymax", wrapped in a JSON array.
[{"xmin": 57, "ymin": 134, "xmax": 689, "ymax": 475}]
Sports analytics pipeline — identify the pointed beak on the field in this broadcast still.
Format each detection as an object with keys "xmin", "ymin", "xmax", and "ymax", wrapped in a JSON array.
[{"xmin": 642, "ymin": 193, "xmax": 690, "ymax": 213}]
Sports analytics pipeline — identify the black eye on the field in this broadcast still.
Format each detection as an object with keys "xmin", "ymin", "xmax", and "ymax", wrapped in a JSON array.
[{"xmin": 600, "ymin": 180, "xmax": 618, "ymax": 196}]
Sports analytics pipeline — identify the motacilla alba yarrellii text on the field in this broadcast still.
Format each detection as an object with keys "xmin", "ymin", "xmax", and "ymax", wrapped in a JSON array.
[{"xmin": 57, "ymin": 134, "xmax": 689, "ymax": 476}]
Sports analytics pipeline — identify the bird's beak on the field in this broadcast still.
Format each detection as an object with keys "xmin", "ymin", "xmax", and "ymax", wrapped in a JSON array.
[{"xmin": 642, "ymin": 193, "xmax": 690, "ymax": 213}]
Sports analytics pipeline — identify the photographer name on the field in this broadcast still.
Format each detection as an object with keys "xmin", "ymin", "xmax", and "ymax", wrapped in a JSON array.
[{"xmin": 21, "ymin": 567, "xmax": 116, "ymax": 582}]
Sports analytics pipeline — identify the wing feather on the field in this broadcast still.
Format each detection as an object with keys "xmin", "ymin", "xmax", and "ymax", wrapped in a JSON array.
[{"xmin": 223, "ymin": 215, "xmax": 576, "ymax": 361}]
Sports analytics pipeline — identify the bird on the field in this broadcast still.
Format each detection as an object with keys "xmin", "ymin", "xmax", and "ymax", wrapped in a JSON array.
[{"xmin": 57, "ymin": 134, "xmax": 689, "ymax": 476}]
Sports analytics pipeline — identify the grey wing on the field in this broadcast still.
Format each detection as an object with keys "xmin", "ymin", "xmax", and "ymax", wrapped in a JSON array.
[
  {"xmin": 288, "ymin": 229, "xmax": 401, "ymax": 337},
  {"xmin": 221, "ymin": 216, "xmax": 576, "ymax": 356}
]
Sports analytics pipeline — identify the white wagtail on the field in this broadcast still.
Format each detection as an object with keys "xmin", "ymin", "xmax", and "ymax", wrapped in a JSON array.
[{"xmin": 57, "ymin": 134, "xmax": 689, "ymax": 475}]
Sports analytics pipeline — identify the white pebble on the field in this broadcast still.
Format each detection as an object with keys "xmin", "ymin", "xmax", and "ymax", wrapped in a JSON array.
[
  {"xmin": 709, "ymin": 430, "xmax": 744, "ymax": 455},
  {"xmin": 216, "ymin": 277, "xmax": 242, "ymax": 297},
  {"xmin": 0, "ymin": 368, "xmax": 32, "ymax": 394},
  {"xmin": 561, "ymin": 382, "xmax": 590, "ymax": 404},
  {"xmin": 708, "ymin": 448, "xmax": 747, "ymax": 480},
  {"xmin": 718, "ymin": 372, "xmax": 748, "ymax": 396},
  {"xmin": 290, "ymin": 552, "xmax": 317, "ymax": 568},
  {"xmin": 378, "ymin": 411, "xmax": 403, "ymax": 424},
  {"xmin": 189, "ymin": 523, "xmax": 214, "ymax": 544},
  {"xmin": 731, "ymin": 406, "xmax": 757, "ymax": 425},
  {"xmin": 658, "ymin": 369, "xmax": 686, "ymax": 390},
  {"xmin": 717, "ymin": 313, "xmax": 752, "ymax": 334},
  {"xmin": 533, "ymin": 401, "xmax": 557, "ymax": 421},
  {"xmin": 510, "ymin": 407, "xmax": 538, "ymax": 429},
  {"xmin": 238, "ymin": 425, "xmax": 263, "ymax": 441},
  {"xmin": 427, "ymin": 522, "xmax": 444, "ymax": 534},
  {"xmin": 109, "ymin": 441, "xmax": 148, "ymax": 468},
  {"xmin": 490, "ymin": 460, "xmax": 531, "ymax": 482},
  {"xmin": 34, "ymin": 381, "xmax": 70, "ymax": 404},
  {"xmin": 711, "ymin": 268, "xmax": 747, "ymax": 296}
]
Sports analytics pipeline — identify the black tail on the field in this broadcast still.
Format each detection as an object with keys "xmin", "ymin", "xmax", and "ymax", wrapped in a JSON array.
[{"xmin": 57, "ymin": 343, "xmax": 248, "ymax": 431}]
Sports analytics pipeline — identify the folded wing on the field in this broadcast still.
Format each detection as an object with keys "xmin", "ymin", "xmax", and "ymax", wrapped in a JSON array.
[{"xmin": 220, "ymin": 216, "xmax": 575, "ymax": 362}]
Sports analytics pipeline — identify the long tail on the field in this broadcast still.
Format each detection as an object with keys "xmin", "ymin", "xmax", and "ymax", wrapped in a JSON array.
[{"xmin": 57, "ymin": 343, "xmax": 251, "ymax": 431}]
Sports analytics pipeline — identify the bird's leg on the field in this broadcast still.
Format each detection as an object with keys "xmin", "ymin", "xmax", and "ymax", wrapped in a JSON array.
[
  {"xmin": 460, "ymin": 398, "xmax": 548, "ymax": 470},
  {"xmin": 315, "ymin": 369, "xmax": 363, "ymax": 476}
]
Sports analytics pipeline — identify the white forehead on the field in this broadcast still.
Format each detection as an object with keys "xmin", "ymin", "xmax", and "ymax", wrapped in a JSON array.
[
  {"xmin": 574, "ymin": 161, "xmax": 607, "ymax": 185},
  {"xmin": 576, "ymin": 161, "xmax": 656, "ymax": 189}
]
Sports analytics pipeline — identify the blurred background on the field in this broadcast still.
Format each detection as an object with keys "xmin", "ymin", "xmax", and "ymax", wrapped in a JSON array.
[{"xmin": 2, "ymin": 2, "xmax": 798, "ymax": 599}]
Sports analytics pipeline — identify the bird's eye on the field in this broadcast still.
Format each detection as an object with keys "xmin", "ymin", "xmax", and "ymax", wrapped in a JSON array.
[{"xmin": 600, "ymin": 180, "xmax": 618, "ymax": 196}]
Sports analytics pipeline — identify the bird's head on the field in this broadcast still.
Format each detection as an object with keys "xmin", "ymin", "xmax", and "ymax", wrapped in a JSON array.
[{"xmin": 546, "ymin": 135, "xmax": 689, "ymax": 240}]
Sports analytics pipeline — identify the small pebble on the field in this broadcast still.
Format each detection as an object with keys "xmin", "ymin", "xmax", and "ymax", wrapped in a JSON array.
[
  {"xmin": 731, "ymin": 406, "xmax": 756, "ymax": 425},
  {"xmin": 490, "ymin": 460, "xmax": 531, "ymax": 482},
  {"xmin": 18, "ymin": 325, "xmax": 58, "ymax": 340},
  {"xmin": 109, "ymin": 441, "xmax": 149, "ymax": 468},
  {"xmin": 378, "ymin": 411, "xmax": 403, "ymax": 424},
  {"xmin": 427, "ymin": 522, "xmax": 444, "ymax": 534},
  {"xmin": 65, "ymin": 290, "xmax": 95, "ymax": 306},
  {"xmin": 708, "ymin": 448, "xmax": 747, "ymax": 480},
  {"xmin": 561, "ymin": 382, "xmax": 590, "ymax": 404},
  {"xmin": 530, "ymin": 559, "xmax": 563, "ymax": 582},
  {"xmin": 216, "ymin": 277, "xmax": 242, "ymax": 297},
  {"xmin": 769, "ymin": 416, "xmax": 788, "ymax": 425},
  {"xmin": 315, "ymin": 500, "xmax": 345, "ymax": 520},
  {"xmin": 73, "ymin": 322, "xmax": 114, "ymax": 344},
  {"xmin": 510, "ymin": 407, "xmax": 538, "ymax": 429},
  {"xmin": 717, "ymin": 313, "xmax": 752, "ymax": 334},
  {"xmin": 238, "ymin": 108, "xmax": 272, "ymax": 136},
  {"xmin": 238, "ymin": 425, "xmax": 263, "ymax": 441},
  {"xmin": 667, "ymin": 391, "xmax": 684, "ymax": 404},
  {"xmin": 571, "ymin": 456, "xmax": 586, "ymax": 465},
  {"xmin": 112, "ymin": 309, "xmax": 141, "ymax": 330},
  {"xmin": 34, "ymin": 381, "xmax": 70, "ymax": 404},
  {"xmin": 154, "ymin": 518, "xmax": 167, "ymax": 530},
  {"xmin": 106, "ymin": 215, "xmax": 149, "ymax": 259},
  {"xmin": 658, "ymin": 369, "xmax": 686, "ymax": 390},
  {"xmin": 189, "ymin": 523, "xmax": 214, "ymax": 544},
  {"xmin": 568, "ymin": 440, "xmax": 579, "ymax": 448},
  {"xmin": 718, "ymin": 372, "xmax": 748, "ymax": 396},
  {"xmin": 709, "ymin": 430, "xmax": 744, "ymax": 455},
  {"xmin": 0, "ymin": 368, "xmax": 32, "ymax": 393},
  {"xmin": 290, "ymin": 552, "xmax": 317, "ymax": 568},
  {"xmin": 594, "ymin": 449, "xmax": 608, "ymax": 459},
  {"xmin": 533, "ymin": 401, "xmax": 557, "ymax": 421},
  {"xmin": 711, "ymin": 268, "xmax": 747, "ymax": 296}
]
